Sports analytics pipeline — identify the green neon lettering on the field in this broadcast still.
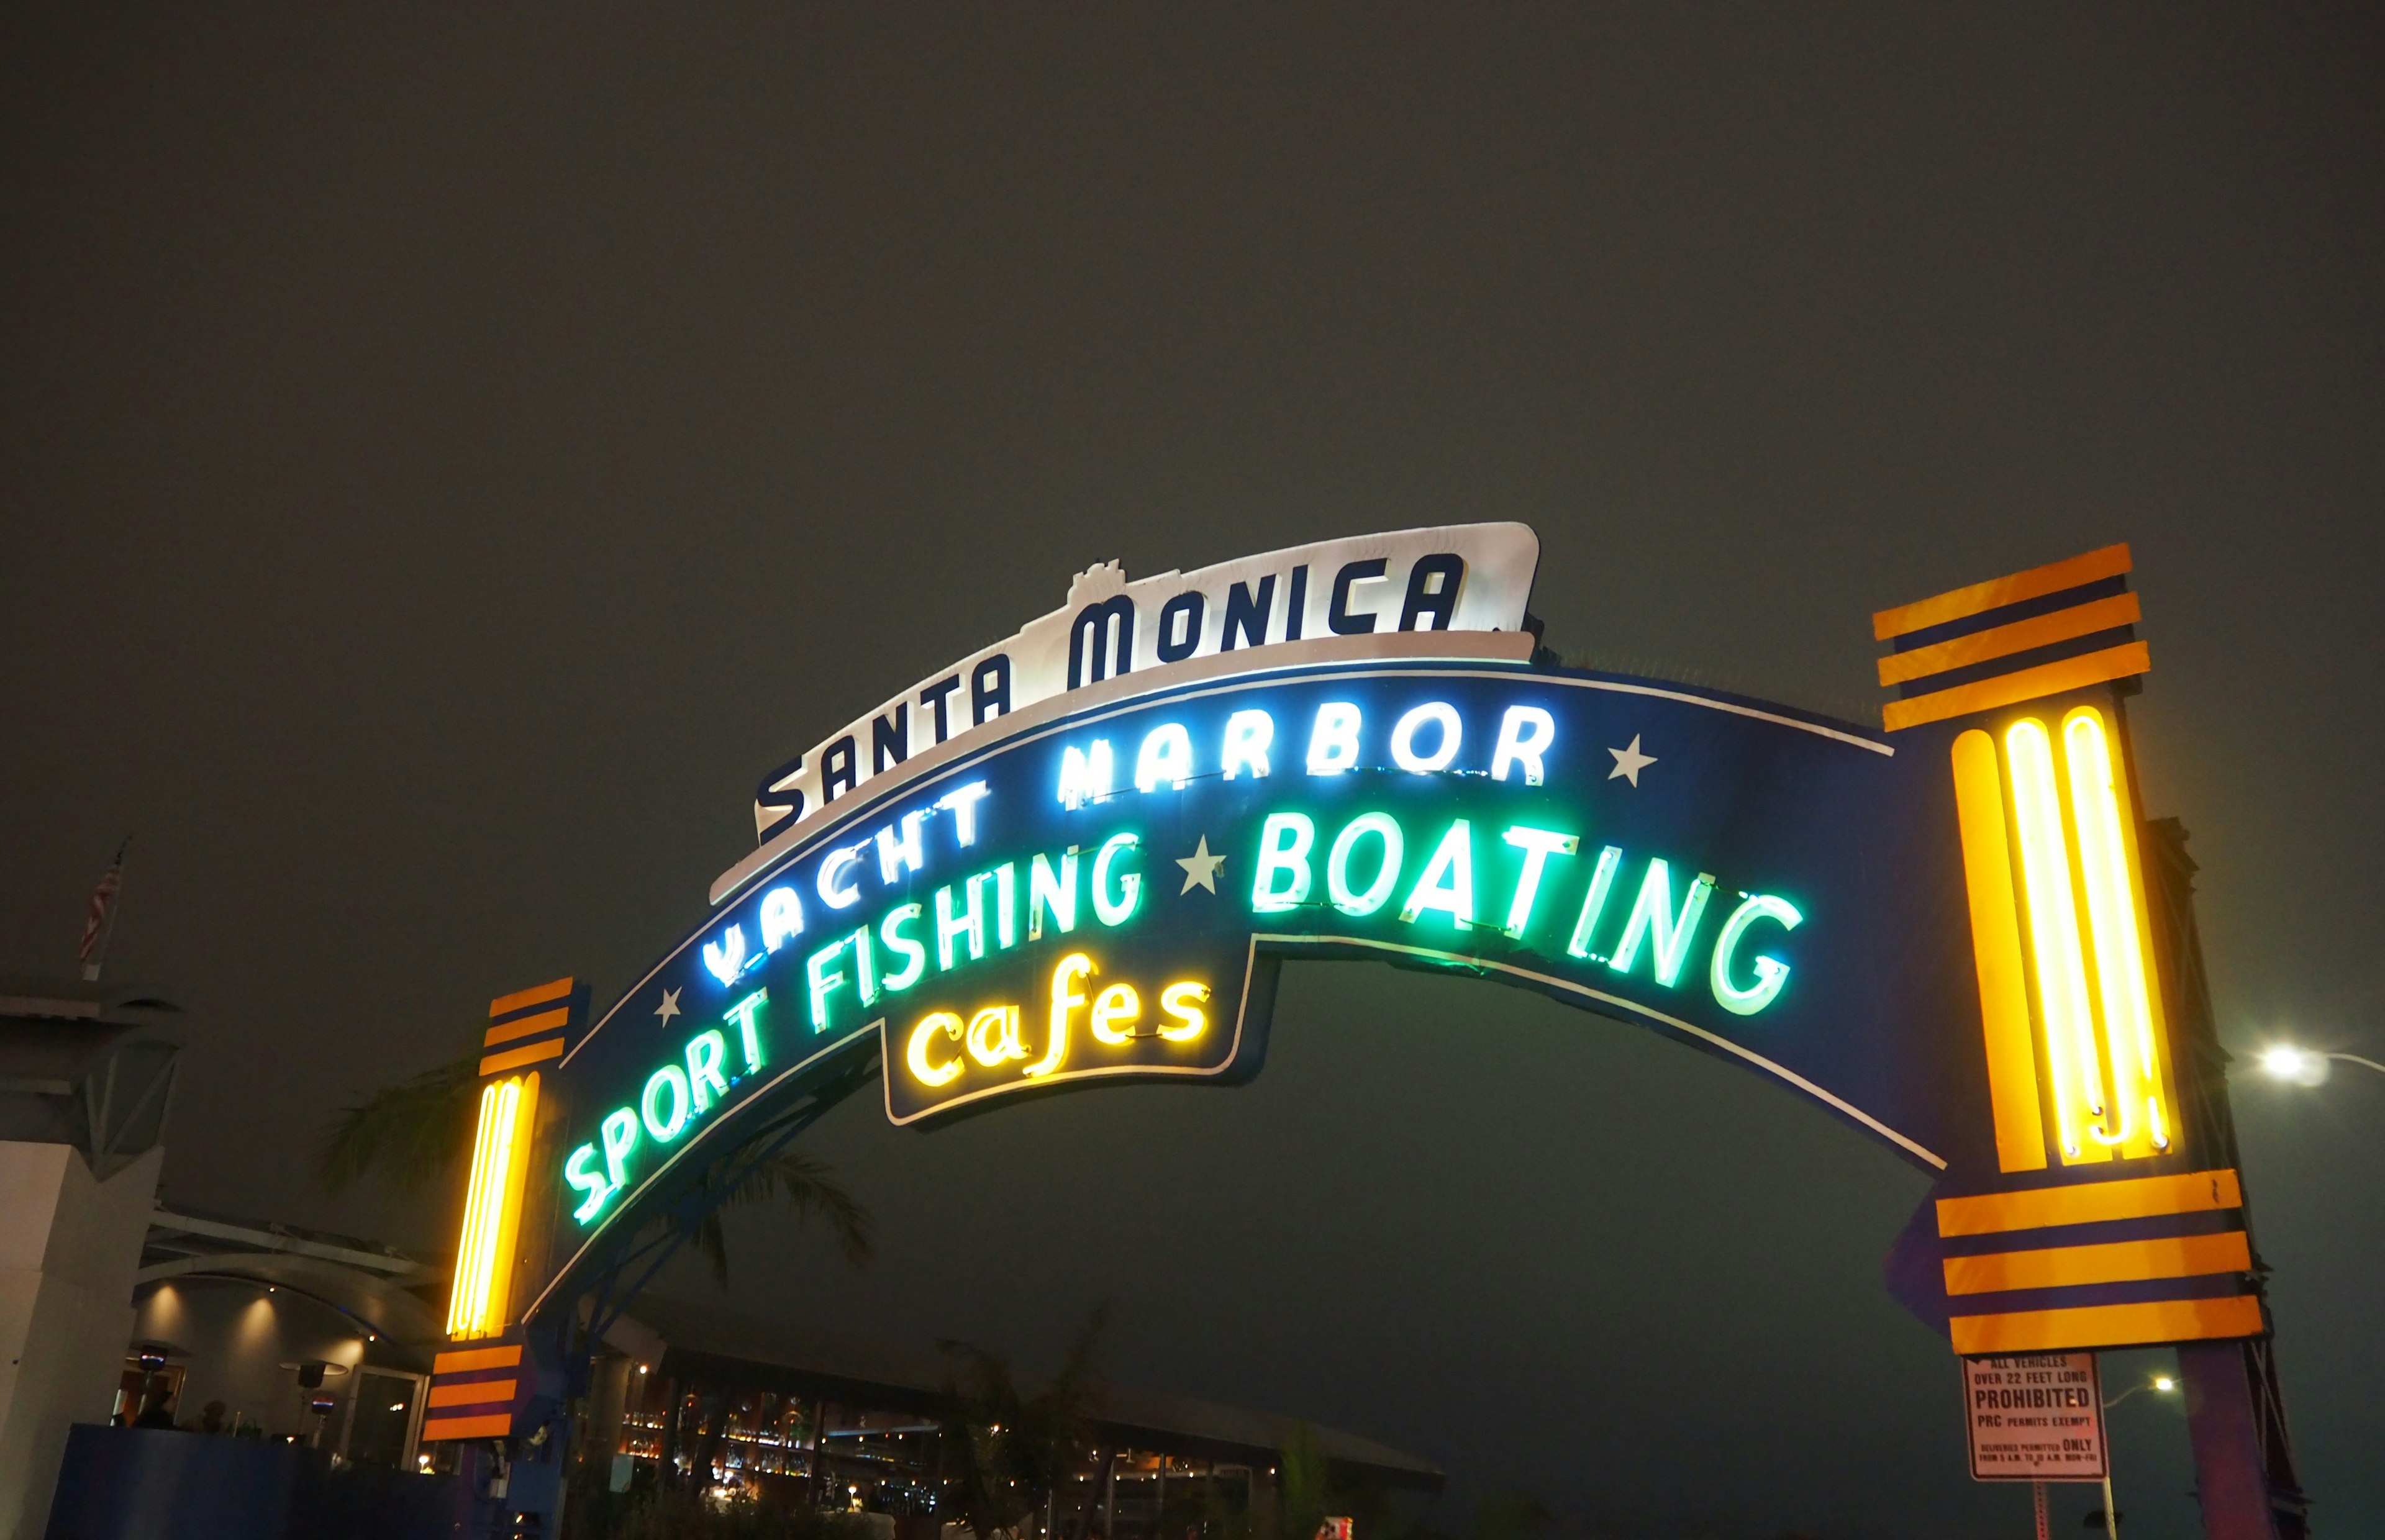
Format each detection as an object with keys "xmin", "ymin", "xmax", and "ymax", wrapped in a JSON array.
[
  {"xmin": 994, "ymin": 863, "xmax": 1018, "ymax": 948},
  {"xmin": 1092, "ymin": 833, "xmax": 1142, "ymax": 925},
  {"xmin": 600, "ymin": 1107, "xmax": 639, "ymax": 1190},
  {"xmin": 1029, "ymin": 848, "xmax": 1079, "ymax": 940},
  {"xmin": 1565, "ymin": 846, "xmax": 1625, "ymax": 959},
  {"xmin": 1327, "ymin": 812, "xmax": 1404, "ymax": 917},
  {"xmin": 566, "ymin": 1144, "xmax": 609, "ymax": 1224},
  {"xmin": 936, "ymin": 881, "xmax": 985, "ymax": 970},
  {"xmin": 686, "ymin": 1030, "xmax": 729, "ymax": 1112},
  {"xmin": 642, "ymin": 1064, "xmax": 691, "ymax": 1141},
  {"xmin": 1397, "ymin": 819, "xmax": 1475, "ymax": 928},
  {"xmin": 879, "ymin": 904, "xmax": 927, "ymax": 991},
  {"xmin": 1251, "ymin": 813, "xmax": 1315, "ymax": 912},
  {"xmin": 1609, "ymin": 859, "xmax": 1717, "ymax": 986},
  {"xmin": 806, "ymin": 940, "xmax": 848, "ymax": 1031},
  {"xmin": 1710, "ymin": 894, "xmax": 1802, "ymax": 1015},
  {"xmin": 725, "ymin": 987, "xmax": 768, "ymax": 1066},
  {"xmin": 1500, "ymin": 825, "xmax": 1579, "ymax": 937},
  {"xmin": 852, "ymin": 925, "xmax": 879, "ymax": 1006}
]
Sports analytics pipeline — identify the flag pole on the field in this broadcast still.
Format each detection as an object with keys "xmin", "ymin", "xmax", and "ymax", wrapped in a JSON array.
[{"xmin": 80, "ymin": 837, "xmax": 130, "ymax": 983}]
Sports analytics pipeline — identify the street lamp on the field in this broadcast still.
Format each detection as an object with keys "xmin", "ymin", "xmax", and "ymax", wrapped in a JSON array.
[
  {"xmin": 2103, "ymin": 1374, "xmax": 2178, "ymax": 1412},
  {"xmin": 2257, "ymin": 1044, "xmax": 2385, "ymax": 1088}
]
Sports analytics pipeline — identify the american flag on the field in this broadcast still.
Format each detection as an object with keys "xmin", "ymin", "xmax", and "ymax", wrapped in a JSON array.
[{"xmin": 78, "ymin": 839, "xmax": 128, "ymax": 976}]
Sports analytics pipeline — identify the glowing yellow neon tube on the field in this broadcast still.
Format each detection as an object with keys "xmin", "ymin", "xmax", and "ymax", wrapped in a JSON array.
[
  {"xmin": 2005, "ymin": 718, "xmax": 2113, "ymax": 1162},
  {"xmin": 447, "ymin": 1074, "xmax": 535, "ymax": 1339},
  {"xmin": 1950, "ymin": 729, "xmax": 2045, "ymax": 1173},
  {"xmin": 2061, "ymin": 707, "xmax": 2171, "ymax": 1155}
]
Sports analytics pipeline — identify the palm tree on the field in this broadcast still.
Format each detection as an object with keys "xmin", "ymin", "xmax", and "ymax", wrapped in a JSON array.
[
  {"xmin": 935, "ymin": 1307, "xmax": 1109, "ymax": 1540},
  {"xmin": 314, "ymin": 1051, "xmax": 873, "ymax": 1285}
]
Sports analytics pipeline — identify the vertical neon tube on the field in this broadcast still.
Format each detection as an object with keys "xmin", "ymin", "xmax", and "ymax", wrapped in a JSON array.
[
  {"xmin": 2062, "ymin": 707, "xmax": 2170, "ymax": 1154},
  {"xmin": 2005, "ymin": 718, "xmax": 2111, "ymax": 1161},
  {"xmin": 446, "ymin": 1082, "xmax": 501, "ymax": 1337},
  {"xmin": 447, "ymin": 1077, "xmax": 524, "ymax": 1338},
  {"xmin": 1950, "ymin": 730, "xmax": 2046, "ymax": 1172}
]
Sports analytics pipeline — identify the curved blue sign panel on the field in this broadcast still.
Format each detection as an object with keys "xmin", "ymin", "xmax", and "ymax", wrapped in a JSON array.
[
  {"xmin": 506, "ymin": 533, "xmax": 2265, "ymax": 1371},
  {"xmin": 535, "ymin": 629, "xmax": 1998, "ymax": 1305}
]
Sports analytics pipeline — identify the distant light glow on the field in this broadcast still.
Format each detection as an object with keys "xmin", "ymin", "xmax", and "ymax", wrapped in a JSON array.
[{"xmin": 2258, "ymin": 1045, "xmax": 2331, "ymax": 1087}]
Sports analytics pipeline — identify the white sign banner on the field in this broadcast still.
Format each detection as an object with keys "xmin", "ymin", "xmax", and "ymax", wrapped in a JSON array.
[
  {"xmin": 749, "ymin": 523, "xmax": 1542, "ymax": 841},
  {"xmin": 1963, "ymin": 1353, "xmax": 2107, "ymax": 1482}
]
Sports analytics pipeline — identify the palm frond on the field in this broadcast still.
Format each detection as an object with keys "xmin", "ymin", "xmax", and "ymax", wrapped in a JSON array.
[
  {"xmin": 311, "ymin": 1053, "xmax": 481, "ymax": 1196},
  {"xmin": 716, "ymin": 1149, "xmax": 874, "ymax": 1268}
]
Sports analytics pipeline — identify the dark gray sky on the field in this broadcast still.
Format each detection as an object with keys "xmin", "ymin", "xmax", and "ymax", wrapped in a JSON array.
[{"xmin": 4, "ymin": 7, "xmax": 2379, "ymax": 1537}]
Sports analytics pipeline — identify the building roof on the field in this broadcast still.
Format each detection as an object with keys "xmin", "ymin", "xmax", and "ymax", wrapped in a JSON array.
[{"xmin": 611, "ymin": 1293, "xmax": 1443, "ymax": 1491}]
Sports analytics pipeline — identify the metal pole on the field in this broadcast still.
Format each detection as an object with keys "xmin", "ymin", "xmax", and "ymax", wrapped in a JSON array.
[
  {"xmin": 2033, "ymin": 1480, "xmax": 2049, "ymax": 1540},
  {"xmin": 2102, "ymin": 1470, "xmax": 2118, "ymax": 1540}
]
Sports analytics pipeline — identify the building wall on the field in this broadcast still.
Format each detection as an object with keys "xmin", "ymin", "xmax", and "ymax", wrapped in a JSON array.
[
  {"xmin": 129, "ymin": 1278, "xmax": 373, "ymax": 1442},
  {"xmin": 0, "ymin": 1141, "xmax": 163, "ymax": 1540}
]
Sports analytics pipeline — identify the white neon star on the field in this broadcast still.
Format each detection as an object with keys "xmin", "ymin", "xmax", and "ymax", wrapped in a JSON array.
[
  {"xmin": 654, "ymin": 987, "xmax": 681, "ymax": 1026},
  {"xmin": 1607, "ymin": 735, "xmax": 1657, "ymax": 787},
  {"xmin": 1176, "ymin": 835, "xmax": 1227, "ymax": 895}
]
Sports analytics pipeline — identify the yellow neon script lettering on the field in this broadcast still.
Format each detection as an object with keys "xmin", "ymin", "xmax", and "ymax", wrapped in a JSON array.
[
  {"xmin": 1158, "ymin": 982, "xmax": 1209, "ymax": 1041},
  {"xmin": 1027, "ymin": 954, "xmax": 1093, "ymax": 1077},
  {"xmin": 966, "ymin": 1005, "xmax": 1027, "ymax": 1066},
  {"xmin": 1091, "ymin": 983, "xmax": 1142, "ymax": 1043},
  {"xmin": 907, "ymin": 1012, "xmax": 965, "ymax": 1086}
]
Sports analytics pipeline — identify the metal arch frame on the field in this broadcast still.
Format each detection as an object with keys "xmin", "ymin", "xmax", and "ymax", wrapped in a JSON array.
[{"xmin": 565, "ymin": 1051, "xmax": 883, "ymax": 1356}]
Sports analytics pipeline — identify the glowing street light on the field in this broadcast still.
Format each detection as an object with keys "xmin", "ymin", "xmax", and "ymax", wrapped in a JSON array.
[
  {"xmin": 2256, "ymin": 1044, "xmax": 2385, "ymax": 1089},
  {"xmin": 2104, "ymin": 1374, "xmax": 2179, "ymax": 1411}
]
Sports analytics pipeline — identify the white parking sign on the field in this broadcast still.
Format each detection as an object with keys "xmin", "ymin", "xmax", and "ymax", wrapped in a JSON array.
[{"xmin": 1963, "ymin": 1353, "xmax": 2107, "ymax": 1480}]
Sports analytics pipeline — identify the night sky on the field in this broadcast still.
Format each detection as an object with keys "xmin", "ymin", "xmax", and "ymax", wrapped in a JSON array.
[{"xmin": 4, "ymin": 9, "xmax": 2380, "ymax": 1537}]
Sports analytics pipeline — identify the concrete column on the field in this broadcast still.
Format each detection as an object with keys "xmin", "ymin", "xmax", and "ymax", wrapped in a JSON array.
[{"xmin": 0, "ymin": 1140, "xmax": 163, "ymax": 1539}]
